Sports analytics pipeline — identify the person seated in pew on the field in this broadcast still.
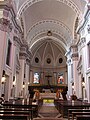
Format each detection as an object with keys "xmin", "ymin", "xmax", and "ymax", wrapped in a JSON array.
[{"xmin": 0, "ymin": 94, "xmax": 5, "ymax": 104}]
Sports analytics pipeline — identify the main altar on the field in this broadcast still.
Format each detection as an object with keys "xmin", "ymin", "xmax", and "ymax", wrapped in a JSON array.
[{"xmin": 28, "ymin": 84, "xmax": 67, "ymax": 93}]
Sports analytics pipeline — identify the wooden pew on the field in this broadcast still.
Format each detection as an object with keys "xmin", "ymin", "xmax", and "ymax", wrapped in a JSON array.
[
  {"xmin": 54, "ymin": 100, "xmax": 90, "ymax": 117},
  {"xmin": 0, "ymin": 114, "xmax": 29, "ymax": 120},
  {"xmin": 76, "ymin": 115, "xmax": 90, "ymax": 120},
  {"xmin": 72, "ymin": 111, "xmax": 90, "ymax": 120},
  {"xmin": 68, "ymin": 109, "xmax": 90, "ymax": 120},
  {"xmin": 0, "ymin": 111, "xmax": 30, "ymax": 116},
  {"xmin": 2, "ymin": 101, "xmax": 38, "ymax": 118}
]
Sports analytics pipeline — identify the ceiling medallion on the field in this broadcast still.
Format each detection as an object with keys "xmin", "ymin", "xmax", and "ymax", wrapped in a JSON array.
[{"xmin": 47, "ymin": 31, "xmax": 52, "ymax": 36}]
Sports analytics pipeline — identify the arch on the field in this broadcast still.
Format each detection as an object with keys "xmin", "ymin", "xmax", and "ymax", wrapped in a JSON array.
[{"xmin": 17, "ymin": 0, "xmax": 81, "ymax": 19}]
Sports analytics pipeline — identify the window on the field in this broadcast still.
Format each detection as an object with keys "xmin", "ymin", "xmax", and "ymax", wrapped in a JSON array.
[
  {"xmin": 6, "ymin": 40, "xmax": 11, "ymax": 66},
  {"xmin": 88, "ymin": 42, "xmax": 90, "ymax": 67},
  {"xmin": 57, "ymin": 73, "xmax": 64, "ymax": 84},
  {"xmin": 33, "ymin": 72, "xmax": 40, "ymax": 83}
]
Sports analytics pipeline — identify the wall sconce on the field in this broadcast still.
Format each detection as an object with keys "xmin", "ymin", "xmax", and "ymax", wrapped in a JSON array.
[
  {"xmin": 28, "ymin": 82, "xmax": 30, "ymax": 85},
  {"xmin": 13, "ymin": 76, "xmax": 16, "ymax": 87},
  {"xmin": 13, "ymin": 81, "xmax": 16, "ymax": 87},
  {"xmin": 72, "ymin": 82, "xmax": 74, "ymax": 89},
  {"xmin": 82, "ymin": 77, "xmax": 85, "ymax": 88},
  {"xmin": 1, "ymin": 70, "xmax": 6, "ymax": 84},
  {"xmin": 23, "ymin": 82, "xmax": 25, "ymax": 89}
]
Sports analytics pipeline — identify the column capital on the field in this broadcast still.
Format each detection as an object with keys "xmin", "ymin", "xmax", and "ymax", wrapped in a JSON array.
[
  {"xmin": 19, "ymin": 43, "xmax": 32, "ymax": 61},
  {"xmin": 70, "ymin": 45, "xmax": 78, "ymax": 61},
  {"xmin": 0, "ymin": 18, "xmax": 10, "ymax": 32}
]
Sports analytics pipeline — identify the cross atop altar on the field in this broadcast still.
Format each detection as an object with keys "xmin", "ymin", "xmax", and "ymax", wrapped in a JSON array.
[{"xmin": 45, "ymin": 74, "xmax": 52, "ymax": 85}]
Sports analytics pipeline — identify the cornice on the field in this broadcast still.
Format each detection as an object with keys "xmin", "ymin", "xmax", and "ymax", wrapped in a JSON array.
[
  {"xmin": 77, "ymin": 5, "xmax": 90, "ymax": 33},
  {"xmin": 0, "ymin": 4, "xmax": 22, "ymax": 34},
  {"xmin": 19, "ymin": 43, "xmax": 32, "ymax": 61}
]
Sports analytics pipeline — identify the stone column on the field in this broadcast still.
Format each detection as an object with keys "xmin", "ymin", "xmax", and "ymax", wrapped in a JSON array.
[{"xmin": 0, "ymin": 18, "xmax": 10, "ymax": 96}]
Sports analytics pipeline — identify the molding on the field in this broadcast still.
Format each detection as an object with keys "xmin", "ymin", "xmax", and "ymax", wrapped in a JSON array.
[
  {"xmin": 77, "ymin": 5, "xmax": 90, "ymax": 33},
  {"xmin": 19, "ymin": 43, "xmax": 32, "ymax": 60},
  {"xmin": 0, "ymin": 18, "xmax": 10, "ymax": 32},
  {"xmin": 13, "ymin": 36, "xmax": 22, "ymax": 47},
  {"xmin": 17, "ymin": 0, "xmax": 80, "ymax": 18},
  {"xmin": 0, "ymin": 4, "xmax": 22, "ymax": 34},
  {"xmin": 27, "ymin": 20, "xmax": 72, "ymax": 43},
  {"xmin": 26, "ymin": 59, "xmax": 30, "ymax": 65},
  {"xmin": 86, "ymin": 68, "xmax": 90, "ymax": 75}
]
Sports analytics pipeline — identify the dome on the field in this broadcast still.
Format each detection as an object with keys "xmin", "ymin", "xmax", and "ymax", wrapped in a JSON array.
[{"xmin": 31, "ymin": 38, "xmax": 66, "ymax": 69}]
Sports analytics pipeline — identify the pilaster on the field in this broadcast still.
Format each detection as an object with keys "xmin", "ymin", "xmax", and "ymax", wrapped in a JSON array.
[
  {"xmin": 65, "ymin": 49, "xmax": 72, "ymax": 96},
  {"xmin": 71, "ymin": 45, "xmax": 79, "ymax": 97}
]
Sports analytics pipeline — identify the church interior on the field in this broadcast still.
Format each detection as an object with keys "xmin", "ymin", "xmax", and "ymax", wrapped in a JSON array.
[{"xmin": 0, "ymin": 0, "xmax": 90, "ymax": 120}]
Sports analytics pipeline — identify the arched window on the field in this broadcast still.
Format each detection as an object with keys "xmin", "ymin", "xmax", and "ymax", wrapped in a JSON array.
[{"xmin": 33, "ymin": 72, "xmax": 40, "ymax": 83}]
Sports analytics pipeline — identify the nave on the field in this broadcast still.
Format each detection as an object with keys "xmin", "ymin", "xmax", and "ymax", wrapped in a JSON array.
[{"xmin": 0, "ymin": 96, "xmax": 90, "ymax": 120}]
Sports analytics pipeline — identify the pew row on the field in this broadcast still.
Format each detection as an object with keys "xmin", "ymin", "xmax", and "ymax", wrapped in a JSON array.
[
  {"xmin": 68, "ymin": 109, "xmax": 90, "ymax": 120},
  {"xmin": 54, "ymin": 99, "xmax": 90, "ymax": 118},
  {"xmin": 76, "ymin": 115, "xmax": 90, "ymax": 120}
]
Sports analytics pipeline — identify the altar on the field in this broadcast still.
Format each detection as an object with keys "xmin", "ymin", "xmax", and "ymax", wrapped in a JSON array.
[
  {"xmin": 28, "ymin": 84, "xmax": 67, "ymax": 93},
  {"xmin": 40, "ymin": 93, "xmax": 56, "ymax": 99}
]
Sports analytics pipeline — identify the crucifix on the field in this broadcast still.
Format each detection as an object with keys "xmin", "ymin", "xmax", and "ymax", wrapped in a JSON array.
[{"xmin": 45, "ymin": 74, "xmax": 52, "ymax": 86}]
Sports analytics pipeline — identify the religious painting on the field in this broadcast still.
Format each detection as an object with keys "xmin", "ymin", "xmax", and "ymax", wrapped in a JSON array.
[
  {"xmin": 57, "ymin": 73, "xmax": 64, "ymax": 84},
  {"xmin": 33, "ymin": 72, "xmax": 40, "ymax": 84}
]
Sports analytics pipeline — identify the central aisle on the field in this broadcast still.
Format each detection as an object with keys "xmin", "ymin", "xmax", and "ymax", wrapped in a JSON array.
[
  {"xmin": 34, "ymin": 99, "xmax": 68, "ymax": 120},
  {"xmin": 39, "ymin": 99, "xmax": 59, "ymax": 117}
]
